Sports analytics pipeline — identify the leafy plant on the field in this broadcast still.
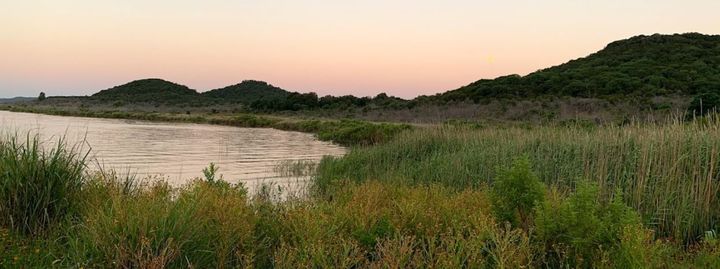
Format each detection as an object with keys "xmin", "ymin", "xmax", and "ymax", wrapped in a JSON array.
[
  {"xmin": 490, "ymin": 156, "xmax": 545, "ymax": 229},
  {"xmin": 534, "ymin": 182, "xmax": 641, "ymax": 267},
  {"xmin": 202, "ymin": 162, "xmax": 221, "ymax": 183}
]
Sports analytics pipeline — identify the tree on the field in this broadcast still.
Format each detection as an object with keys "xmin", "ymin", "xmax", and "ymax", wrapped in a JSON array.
[
  {"xmin": 687, "ymin": 91, "xmax": 720, "ymax": 117},
  {"xmin": 38, "ymin": 92, "xmax": 46, "ymax": 101}
]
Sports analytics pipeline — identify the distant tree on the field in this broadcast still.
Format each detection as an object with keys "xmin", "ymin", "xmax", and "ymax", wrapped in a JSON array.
[
  {"xmin": 687, "ymin": 91, "xmax": 720, "ymax": 117},
  {"xmin": 38, "ymin": 92, "xmax": 46, "ymax": 101}
]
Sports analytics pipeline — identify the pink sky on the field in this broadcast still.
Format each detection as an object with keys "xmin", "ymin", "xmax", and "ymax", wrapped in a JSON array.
[{"xmin": 1, "ymin": 0, "xmax": 718, "ymax": 98}]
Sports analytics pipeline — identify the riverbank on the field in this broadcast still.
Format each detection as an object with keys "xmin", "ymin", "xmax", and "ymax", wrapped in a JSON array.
[
  {"xmin": 1, "ymin": 127, "xmax": 719, "ymax": 268},
  {"xmin": 0, "ymin": 105, "xmax": 412, "ymax": 147}
]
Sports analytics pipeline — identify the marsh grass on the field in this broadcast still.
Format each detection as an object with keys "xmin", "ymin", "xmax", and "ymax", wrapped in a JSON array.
[
  {"xmin": 316, "ymin": 115, "xmax": 720, "ymax": 243},
  {"xmin": 3, "ymin": 120, "xmax": 720, "ymax": 267},
  {"xmin": 0, "ymin": 133, "xmax": 87, "ymax": 236},
  {"xmin": 274, "ymin": 159, "xmax": 318, "ymax": 178}
]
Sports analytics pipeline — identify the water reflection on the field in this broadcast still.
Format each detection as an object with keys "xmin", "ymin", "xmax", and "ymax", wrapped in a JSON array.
[{"xmin": 0, "ymin": 111, "xmax": 346, "ymax": 189}]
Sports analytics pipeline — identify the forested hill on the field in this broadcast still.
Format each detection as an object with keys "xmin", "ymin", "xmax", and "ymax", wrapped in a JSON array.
[
  {"xmin": 435, "ymin": 33, "xmax": 720, "ymax": 102},
  {"xmin": 92, "ymin": 79, "xmax": 199, "ymax": 103},
  {"xmin": 85, "ymin": 33, "xmax": 719, "ymax": 110},
  {"xmin": 201, "ymin": 80, "xmax": 289, "ymax": 104}
]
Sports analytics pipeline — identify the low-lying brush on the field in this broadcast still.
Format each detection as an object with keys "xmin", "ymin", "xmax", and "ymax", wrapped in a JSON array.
[
  {"xmin": 3, "ymin": 120, "xmax": 720, "ymax": 267},
  {"xmin": 316, "ymin": 117, "xmax": 720, "ymax": 243}
]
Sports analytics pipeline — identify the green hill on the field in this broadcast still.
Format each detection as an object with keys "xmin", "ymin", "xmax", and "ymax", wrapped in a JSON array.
[
  {"xmin": 92, "ymin": 79, "xmax": 199, "ymax": 104},
  {"xmin": 201, "ymin": 80, "xmax": 289, "ymax": 104},
  {"xmin": 84, "ymin": 33, "xmax": 720, "ymax": 111},
  {"xmin": 435, "ymin": 33, "xmax": 720, "ymax": 103}
]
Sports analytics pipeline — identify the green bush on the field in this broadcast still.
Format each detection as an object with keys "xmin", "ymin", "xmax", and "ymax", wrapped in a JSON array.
[
  {"xmin": 534, "ymin": 182, "xmax": 642, "ymax": 267},
  {"xmin": 490, "ymin": 156, "xmax": 545, "ymax": 229},
  {"xmin": 687, "ymin": 92, "xmax": 720, "ymax": 117}
]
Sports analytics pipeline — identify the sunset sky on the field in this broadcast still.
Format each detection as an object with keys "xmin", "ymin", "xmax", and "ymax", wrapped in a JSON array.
[{"xmin": 1, "ymin": 0, "xmax": 718, "ymax": 98}]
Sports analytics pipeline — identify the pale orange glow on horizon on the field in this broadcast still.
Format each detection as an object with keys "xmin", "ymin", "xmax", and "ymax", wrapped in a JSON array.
[{"xmin": 1, "ymin": 0, "xmax": 719, "ymax": 98}]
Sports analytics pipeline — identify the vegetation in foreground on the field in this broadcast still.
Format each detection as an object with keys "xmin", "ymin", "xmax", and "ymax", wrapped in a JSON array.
[
  {"xmin": 316, "ymin": 116, "xmax": 720, "ymax": 244},
  {"xmin": 2, "ymin": 117, "xmax": 720, "ymax": 268}
]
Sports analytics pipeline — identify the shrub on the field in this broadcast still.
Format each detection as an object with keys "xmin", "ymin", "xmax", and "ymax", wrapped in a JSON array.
[
  {"xmin": 687, "ymin": 92, "xmax": 720, "ymax": 117},
  {"xmin": 534, "ymin": 182, "xmax": 643, "ymax": 267},
  {"xmin": 490, "ymin": 156, "xmax": 545, "ymax": 229}
]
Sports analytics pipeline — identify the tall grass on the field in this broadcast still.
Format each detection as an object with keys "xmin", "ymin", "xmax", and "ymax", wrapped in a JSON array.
[
  {"xmin": 0, "ymin": 133, "xmax": 87, "ymax": 236},
  {"xmin": 4, "ymin": 120, "xmax": 720, "ymax": 267},
  {"xmin": 315, "ymin": 117, "xmax": 720, "ymax": 243},
  {"xmin": 2, "ymin": 155, "xmax": 718, "ymax": 267},
  {"xmin": 64, "ymin": 177, "xmax": 256, "ymax": 268}
]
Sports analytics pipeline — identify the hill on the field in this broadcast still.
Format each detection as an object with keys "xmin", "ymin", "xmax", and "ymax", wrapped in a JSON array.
[
  {"xmin": 82, "ymin": 33, "xmax": 720, "ymax": 112},
  {"xmin": 434, "ymin": 33, "xmax": 720, "ymax": 103},
  {"xmin": 0, "ymin": 97, "xmax": 34, "ymax": 104},
  {"xmin": 92, "ymin": 79, "xmax": 199, "ymax": 104},
  {"xmin": 201, "ymin": 80, "xmax": 289, "ymax": 104}
]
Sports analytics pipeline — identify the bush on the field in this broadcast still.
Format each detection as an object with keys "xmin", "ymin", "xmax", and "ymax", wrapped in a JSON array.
[
  {"xmin": 534, "ymin": 182, "xmax": 643, "ymax": 267},
  {"xmin": 0, "ymin": 134, "xmax": 87, "ymax": 236},
  {"xmin": 687, "ymin": 92, "xmax": 720, "ymax": 117},
  {"xmin": 490, "ymin": 156, "xmax": 545, "ymax": 229}
]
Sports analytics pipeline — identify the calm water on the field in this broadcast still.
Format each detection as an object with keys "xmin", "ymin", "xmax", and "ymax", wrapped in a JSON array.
[{"xmin": 0, "ymin": 111, "xmax": 345, "ymax": 188}]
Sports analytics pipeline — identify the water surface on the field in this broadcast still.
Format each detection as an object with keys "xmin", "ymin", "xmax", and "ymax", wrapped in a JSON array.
[{"xmin": 0, "ymin": 111, "xmax": 345, "ymax": 188}]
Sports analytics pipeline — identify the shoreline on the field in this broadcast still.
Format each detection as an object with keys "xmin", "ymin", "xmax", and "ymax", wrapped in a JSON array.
[{"xmin": 0, "ymin": 105, "xmax": 412, "ymax": 146}]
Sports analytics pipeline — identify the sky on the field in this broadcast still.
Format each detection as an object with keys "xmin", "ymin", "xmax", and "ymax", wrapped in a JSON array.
[{"xmin": 1, "ymin": 0, "xmax": 718, "ymax": 98}]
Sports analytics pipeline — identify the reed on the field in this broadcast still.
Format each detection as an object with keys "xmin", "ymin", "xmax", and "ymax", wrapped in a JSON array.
[
  {"xmin": 0, "ymin": 133, "xmax": 87, "ymax": 236},
  {"xmin": 315, "ymin": 116, "xmax": 720, "ymax": 243},
  {"xmin": 3, "ymin": 119, "xmax": 720, "ymax": 267}
]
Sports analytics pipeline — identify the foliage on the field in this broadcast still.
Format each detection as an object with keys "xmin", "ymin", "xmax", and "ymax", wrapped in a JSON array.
[
  {"xmin": 0, "ymin": 134, "xmax": 86, "ymax": 236},
  {"xmin": 92, "ymin": 78, "xmax": 199, "ymax": 104},
  {"xmin": 65, "ymin": 177, "xmax": 255, "ymax": 268},
  {"xmin": 202, "ymin": 80, "xmax": 289, "ymax": 105},
  {"xmin": 534, "ymin": 182, "xmax": 643, "ymax": 267},
  {"xmin": 4, "ymin": 106, "xmax": 412, "ymax": 146},
  {"xmin": 490, "ymin": 156, "xmax": 545, "ymax": 229},
  {"xmin": 436, "ymin": 33, "xmax": 720, "ymax": 102},
  {"xmin": 1, "ymin": 132, "xmax": 719, "ymax": 267},
  {"xmin": 202, "ymin": 162, "xmax": 221, "ymax": 182},
  {"xmin": 687, "ymin": 91, "xmax": 720, "ymax": 117},
  {"xmin": 315, "ymin": 118, "xmax": 720, "ymax": 243}
]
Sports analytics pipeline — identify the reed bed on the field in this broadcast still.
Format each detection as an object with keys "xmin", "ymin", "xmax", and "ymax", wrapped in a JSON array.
[
  {"xmin": 3, "ymin": 119, "xmax": 720, "ymax": 267},
  {"xmin": 0, "ymin": 133, "xmax": 87, "ymax": 236},
  {"xmin": 316, "ymin": 117, "xmax": 720, "ymax": 243}
]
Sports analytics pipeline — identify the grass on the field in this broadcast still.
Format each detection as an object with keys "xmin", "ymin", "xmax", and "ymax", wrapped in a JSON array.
[
  {"xmin": 2, "ymin": 117, "xmax": 720, "ymax": 267},
  {"xmin": 0, "ymin": 133, "xmax": 87, "ymax": 236},
  {"xmin": 0, "ymin": 105, "xmax": 411, "ymax": 146},
  {"xmin": 316, "ymin": 116, "xmax": 720, "ymax": 243}
]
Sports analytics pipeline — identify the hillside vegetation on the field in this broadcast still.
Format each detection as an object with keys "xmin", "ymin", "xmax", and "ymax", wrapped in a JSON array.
[
  {"xmin": 92, "ymin": 79, "xmax": 199, "ymax": 104},
  {"xmin": 202, "ymin": 80, "xmax": 289, "ymax": 104},
  {"xmin": 436, "ymin": 33, "xmax": 720, "ymax": 102},
  {"xmin": 79, "ymin": 33, "xmax": 720, "ymax": 116}
]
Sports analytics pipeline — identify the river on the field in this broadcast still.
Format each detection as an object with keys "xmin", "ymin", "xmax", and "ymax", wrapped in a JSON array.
[{"xmin": 0, "ymin": 111, "xmax": 346, "ymax": 192}]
